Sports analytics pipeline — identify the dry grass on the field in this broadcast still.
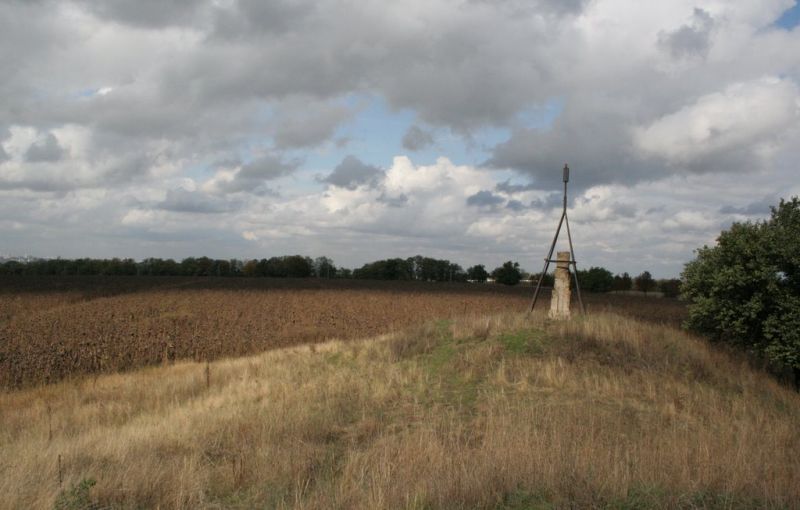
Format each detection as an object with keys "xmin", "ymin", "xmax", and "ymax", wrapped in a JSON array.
[
  {"xmin": 1, "ymin": 311, "xmax": 797, "ymax": 509},
  {"xmin": 0, "ymin": 277, "xmax": 686, "ymax": 388}
]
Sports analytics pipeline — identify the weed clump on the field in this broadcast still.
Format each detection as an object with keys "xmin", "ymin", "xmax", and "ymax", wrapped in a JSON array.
[{"xmin": 54, "ymin": 478, "xmax": 96, "ymax": 510}]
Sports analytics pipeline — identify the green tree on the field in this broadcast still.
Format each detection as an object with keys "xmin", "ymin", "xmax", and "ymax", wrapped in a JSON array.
[
  {"xmin": 466, "ymin": 264, "xmax": 489, "ymax": 282},
  {"xmin": 531, "ymin": 272, "xmax": 555, "ymax": 287},
  {"xmin": 314, "ymin": 256, "xmax": 337, "ymax": 278},
  {"xmin": 283, "ymin": 255, "xmax": 314, "ymax": 277},
  {"xmin": 353, "ymin": 258, "xmax": 413, "ymax": 280},
  {"xmin": 635, "ymin": 271, "xmax": 655, "ymax": 294},
  {"xmin": 682, "ymin": 197, "xmax": 800, "ymax": 384},
  {"xmin": 577, "ymin": 266, "xmax": 614, "ymax": 293},
  {"xmin": 658, "ymin": 278, "xmax": 681, "ymax": 298},
  {"xmin": 242, "ymin": 259, "xmax": 259, "ymax": 277},
  {"xmin": 613, "ymin": 272, "xmax": 632, "ymax": 291},
  {"xmin": 492, "ymin": 261, "xmax": 522, "ymax": 286}
]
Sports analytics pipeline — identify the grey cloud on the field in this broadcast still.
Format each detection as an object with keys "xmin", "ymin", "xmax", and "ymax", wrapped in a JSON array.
[
  {"xmin": 213, "ymin": 157, "xmax": 243, "ymax": 169},
  {"xmin": 469, "ymin": 0, "xmax": 588, "ymax": 17},
  {"xmin": 211, "ymin": 155, "xmax": 299, "ymax": 195},
  {"xmin": 485, "ymin": 109, "xmax": 644, "ymax": 191},
  {"xmin": 0, "ymin": 126, "xmax": 8, "ymax": 162},
  {"xmin": 25, "ymin": 133, "xmax": 66, "ymax": 163},
  {"xmin": 505, "ymin": 193, "xmax": 562, "ymax": 212},
  {"xmin": 0, "ymin": 146, "xmax": 151, "ymax": 193},
  {"xmin": 163, "ymin": 0, "xmax": 559, "ymax": 130},
  {"xmin": 0, "ymin": 178, "xmax": 71, "ymax": 192},
  {"xmin": 76, "ymin": 0, "xmax": 205, "ymax": 28},
  {"xmin": 402, "ymin": 125, "xmax": 434, "ymax": 151},
  {"xmin": 322, "ymin": 155, "xmax": 383, "ymax": 189},
  {"xmin": 377, "ymin": 192, "xmax": 408, "ymax": 207},
  {"xmin": 211, "ymin": 0, "xmax": 314, "ymax": 39},
  {"xmin": 506, "ymin": 199, "xmax": 526, "ymax": 212},
  {"xmin": 0, "ymin": 2, "xmax": 73, "ymax": 86},
  {"xmin": 719, "ymin": 197, "xmax": 775, "ymax": 216},
  {"xmin": 239, "ymin": 155, "xmax": 299, "ymax": 181},
  {"xmin": 612, "ymin": 202, "xmax": 637, "ymax": 218},
  {"xmin": 529, "ymin": 192, "xmax": 562, "ymax": 209},
  {"xmin": 659, "ymin": 8, "xmax": 714, "ymax": 59},
  {"xmin": 273, "ymin": 101, "xmax": 351, "ymax": 149},
  {"xmin": 495, "ymin": 179, "xmax": 539, "ymax": 193},
  {"xmin": 157, "ymin": 189, "xmax": 239, "ymax": 214},
  {"xmin": 1, "ymin": 0, "xmax": 567, "ymax": 152},
  {"xmin": 466, "ymin": 190, "xmax": 504, "ymax": 208},
  {"xmin": 101, "ymin": 153, "xmax": 154, "ymax": 185}
]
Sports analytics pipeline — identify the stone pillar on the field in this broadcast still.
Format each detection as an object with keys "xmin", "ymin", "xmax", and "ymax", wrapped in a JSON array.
[{"xmin": 548, "ymin": 251, "xmax": 571, "ymax": 320}]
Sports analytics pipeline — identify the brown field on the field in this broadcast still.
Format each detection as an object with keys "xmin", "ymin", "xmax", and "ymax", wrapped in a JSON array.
[
  {"xmin": 0, "ymin": 277, "xmax": 685, "ymax": 389},
  {"xmin": 2, "ymin": 312, "xmax": 798, "ymax": 509}
]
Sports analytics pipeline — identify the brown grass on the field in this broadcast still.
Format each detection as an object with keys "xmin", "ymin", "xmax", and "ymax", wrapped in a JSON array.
[{"xmin": 1, "ymin": 311, "xmax": 797, "ymax": 509}]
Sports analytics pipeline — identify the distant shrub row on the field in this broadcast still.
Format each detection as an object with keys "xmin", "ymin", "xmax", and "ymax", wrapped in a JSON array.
[{"xmin": 0, "ymin": 254, "xmax": 679, "ymax": 294}]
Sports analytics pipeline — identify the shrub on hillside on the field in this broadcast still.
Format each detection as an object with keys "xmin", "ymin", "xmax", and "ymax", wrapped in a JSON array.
[{"xmin": 682, "ymin": 197, "xmax": 800, "ymax": 384}]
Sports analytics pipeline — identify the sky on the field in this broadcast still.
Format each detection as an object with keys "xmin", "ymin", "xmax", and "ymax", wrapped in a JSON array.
[{"xmin": 1, "ymin": 0, "xmax": 800, "ymax": 278}]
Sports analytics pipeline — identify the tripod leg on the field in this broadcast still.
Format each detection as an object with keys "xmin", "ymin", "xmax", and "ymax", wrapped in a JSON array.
[
  {"xmin": 529, "ymin": 212, "xmax": 565, "ymax": 313},
  {"xmin": 529, "ymin": 260, "xmax": 551, "ymax": 313},
  {"xmin": 564, "ymin": 213, "xmax": 586, "ymax": 314}
]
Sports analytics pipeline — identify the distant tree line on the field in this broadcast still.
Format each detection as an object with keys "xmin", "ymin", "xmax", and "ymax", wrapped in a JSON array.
[
  {"xmin": 352, "ymin": 256, "xmax": 466, "ymax": 281},
  {"xmin": 0, "ymin": 255, "xmax": 680, "ymax": 294}
]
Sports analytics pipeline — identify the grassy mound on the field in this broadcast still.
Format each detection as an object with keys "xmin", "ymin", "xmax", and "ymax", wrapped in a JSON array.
[{"xmin": 1, "ymin": 313, "xmax": 798, "ymax": 509}]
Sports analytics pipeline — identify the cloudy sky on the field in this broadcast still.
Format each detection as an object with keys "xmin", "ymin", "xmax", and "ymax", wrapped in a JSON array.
[{"xmin": 2, "ymin": 0, "xmax": 800, "ymax": 277}]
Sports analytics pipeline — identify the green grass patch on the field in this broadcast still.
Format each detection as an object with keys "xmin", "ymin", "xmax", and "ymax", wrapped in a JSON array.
[
  {"xmin": 497, "ymin": 489, "xmax": 554, "ymax": 509},
  {"xmin": 426, "ymin": 342, "xmax": 457, "ymax": 373},
  {"xmin": 605, "ymin": 485, "xmax": 786, "ymax": 510},
  {"xmin": 496, "ymin": 485, "xmax": 784, "ymax": 510},
  {"xmin": 497, "ymin": 328, "xmax": 549, "ymax": 356}
]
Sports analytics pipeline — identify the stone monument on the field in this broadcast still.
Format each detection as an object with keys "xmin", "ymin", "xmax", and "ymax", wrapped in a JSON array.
[{"xmin": 548, "ymin": 251, "xmax": 571, "ymax": 320}]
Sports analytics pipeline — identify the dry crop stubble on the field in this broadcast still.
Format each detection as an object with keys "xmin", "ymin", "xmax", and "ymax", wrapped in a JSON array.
[{"xmin": 0, "ymin": 277, "xmax": 687, "ymax": 388}]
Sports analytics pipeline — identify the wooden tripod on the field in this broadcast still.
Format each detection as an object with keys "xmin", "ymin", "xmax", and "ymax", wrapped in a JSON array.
[{"xmin": 528, "ymin": 164, "xmax": 586, "ymax": 314}]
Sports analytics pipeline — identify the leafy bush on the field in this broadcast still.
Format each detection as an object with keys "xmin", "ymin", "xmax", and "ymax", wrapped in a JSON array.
[{"xmin": 682, "ymin": 197, "xmax": 800, "ymax": 382}]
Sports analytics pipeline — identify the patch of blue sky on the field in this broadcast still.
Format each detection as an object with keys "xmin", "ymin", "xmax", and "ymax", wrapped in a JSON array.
[
  {"xmin": 182, "ymin": 163, "xmax": 213, "ymax": 182},
  {"xmin": 74, "ymin": 87, "xmax": 116, "ymax": 98},
  {"xmin": 76, "ymin": 88, "xmax": 97, "ymax": 98},
  {"xmin": 774, "ymin": 1, "xmax": 800, "ymax": 29},
  {"xmin": 258, "ymin": 93, "xmax": 563, "ymax": 194},
  {"xmin": 300, "ymin": 93, "xmax": 562, "ymax": 172},
  {"xmin": 516, "ymin": 97, "xmax": 564, "ymax": 130},
  {"xmin": 335, "ymin": 93, "xmax": 417, "ymax": 166}
]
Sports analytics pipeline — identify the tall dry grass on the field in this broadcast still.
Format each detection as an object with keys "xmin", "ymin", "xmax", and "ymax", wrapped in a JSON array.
[{"xmin": 1, "ymin": 311, "xmax": 797, "ymax": 509}]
